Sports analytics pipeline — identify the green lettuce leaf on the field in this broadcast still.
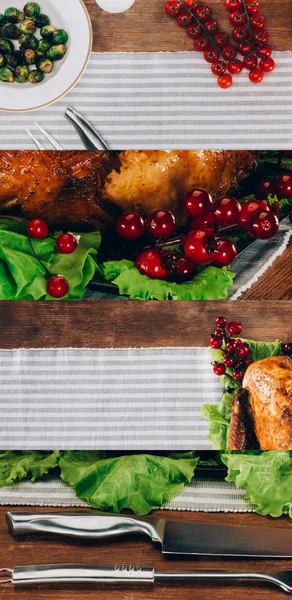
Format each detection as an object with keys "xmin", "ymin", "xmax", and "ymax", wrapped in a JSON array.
[
  {"xmin": 0, "ymin": 219, "xmax": 101, "ymax": 300},
  {"xmin": 222, "ymin": 451, "xmax": 292, "ymax": 518},
  {"xmin": 59, "ymin": 451, "xmax": 199, "ymax": 515},
  {"xmin": 101, "ymin": 259, "xmax": 234, "ymax": 300},
  {"xmin": 0, "ymin": 451, "xmax": 60, "ymax": 486}
]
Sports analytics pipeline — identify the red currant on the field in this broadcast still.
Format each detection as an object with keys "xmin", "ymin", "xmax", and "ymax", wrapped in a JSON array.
[
  {"xmin": 210, "ymin": 337, "xmax": 223, "ymax": 349},
  {"xmin": 259, "ymin": 57, "xmax": 275, "ymax": 72},
  {"xmin": 214, "ymin": 329, "xmax": 224, "ymax": 338},
  {"xmin": 239, "ymin": 40, "xmax": 254, "ymax": 56},
  {"xmin": 213, "ymin": 362, "xmax": 226, "ymax": 376},
  {"xmin": 243, "ymin": 54, "xmax": 258, "ymax": 70},
  {"xmin": 211, "ymin": 238, "xmax": 237, "ymax": 266},
  {"xmin": 225, "ymin": 0, "xmax": 242, "ymax": 11},
  {"xmin": 246, "ymin": 0, "xmax": 260, "ymax": 14},
  {"xmin": 244, "ymin": 358, "xmax": 252, "ymax": 366},
  {"xmin": 235, "ymin": 338, "xmax": 244, "ymax": 346},
  {"xmin": 177, "ymin": 10, "xmax": 192, "ymax": 26},
  {"xmin": 283, "ymin": 343, "xmax": 292, "ymax": 355},
  {"xmin": 249, "ymin": 210, "xmax": 280, "ymax": 239},
  {"xmin": 47, "ymin": 275, "xmax": 69, "ymax": 299},
  {"xmin": 136, "ymin": 249, "xmax": 169, "ymax": 279},
  {"xmin": 222, "ymin": 44, "xmax": 238, "ymax": 60},
  {"xmin": 190, "ymin": 211, "xmax": 215, "ymax": 231},
  {"xmin": 184, "ymin": 0, "xmax": 201, "ymax": 8},
  {"xmin": 236, "ymin": 343, "xmax": 250, "ymax": 358},
  {"xmin": 256, "ymin": 43, "xmax": 272, "ymax": 58},
  {"xmin": 175, "ymin": 256, "xmax": 195, "ymax": 279},
  {"xmin": 56, "ymin": 233, "xmax": 78, "ymax": 254},
  {"xmin": 230, "ymin": 11, "xmax": 247, "ymax": 26},
  {"xmin": 165, "ymin": 0, "xmax": 181, "ymax": 16},
  {"xmin": 250, "ymin": 14, "xmax": 265, "ymax": 29},
  {"xmin": 226, "ymin": 340, "xmax": 237, "ymax": 353},
  {"xmin": 211, "ymin": 60, "xmax": 226, "ymax": 76},
  {"xmin": 147, "ymin": 210, "xmax": 176, "ymax": 239},
  {"xmin": 204, "ymin": 48, "xmax": 220, "ymax": 63},
  {"xmin": 214, "ymin": 32, "xmax": 229, "ymax": 48},
  {"xmin": 224, "ymin": 356, "xmax": 234, "ymax": 368},
  {"xmin": 239, "ymin": 200, "xmax": 270, "ymax": 228},
  {"xmin": 227, "ymin": 321, "xmax": 242, "ymax": 335},
  {"xmin": 228, "ymin": 58, "xmax": 243, "ymax": 74},
  {"xmin": 218, "ymin": 73, "xmax": 233, "ymax": 88},
  {"xmin": 205, "ymin": 19, "xmax": 218, "ymax": 34},
  {"xmin": 249, "ymin": 67, "xmax": 264, "ymax": 83},
  {"xmin": 183, "ymin": 229, "xmax": 214, "ymax": 264},
  {"xmin": 184, "ymin": 188, "xmax": 212, "ymax": 217},
  {"xmin": 233, "ymin": 369, "xmax": 244, "ymax": 381},
  {"xmin": 117, "ymin": 212, "xmax": 145, "ymax": 240},
  {"xmin": 28, "ymin": 218, "xmax": 49, "ymax": 240},
  {"xmin": 194, "ymin": 36, "xmax": 210, "ymax": 51},
  {"xmin": 232, "ymin": 26, "xmax": 249, "ymax": 42},
  {"xmin": 254, "ymin": 30, "xmax": 268, "ymax": 43},
  {"xmin": 196, "ymin": 5, "xmax": 211, "ymax": 22},
  {"xmin": 256, "ymin": 178, "xmax": 275, "ymax": 199},
  {"xmin": 187, "ymin": 24, "xmax": 202, "ymax": 38},
  {"xmin": 275, "ymin": 173, "xmax": 292, "ymax": 199},
  {"xmin": 213, "ymin": 196, "xmax": 241, "ymax": 226},
  {"xmin": 215, "ymin": 316, "xmax": 227, "ymax": 328}
]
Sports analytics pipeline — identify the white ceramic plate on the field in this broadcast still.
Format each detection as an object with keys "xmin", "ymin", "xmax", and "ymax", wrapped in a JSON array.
[{"xmin": 0, "ymin": 0, "xmax": 92, "ymax": 112}]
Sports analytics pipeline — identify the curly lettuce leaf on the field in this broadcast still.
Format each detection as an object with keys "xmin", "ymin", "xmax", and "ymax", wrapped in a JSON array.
[
  {"xmin": 222, "ymin": 451, "xmax": 292, "ymax": 518},
  {"xmin": 100, "ymin": 259, "xmax": 234, "ymax": 300},
  {"xmin": 59, "ymin": 451, "xmax": 199, "ymax": 515},
  {"xmin": 0, "ymin": 219, "xmax": 101, "ymax": 300},
  {"xmin": 0, "ymin": 451, "xmax": 60, "ymax": 486}
]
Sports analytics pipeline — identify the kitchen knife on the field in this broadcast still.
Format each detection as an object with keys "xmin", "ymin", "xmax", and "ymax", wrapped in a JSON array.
[{"xmin": 6, "ymin": 511, "xmax": 292, "ymax": 558}]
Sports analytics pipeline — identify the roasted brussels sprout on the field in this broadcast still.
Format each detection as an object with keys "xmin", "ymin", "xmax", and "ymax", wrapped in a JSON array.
[
  {"xmin": 19, "ymin": 18, "xmax": 36, "ymax": 35},
  {"xmin": 19, "ymin": 33, "xmax": 38, "ymax": 50},
  {"xmin": 36, "ymin": 38, "xmax": 51, "ymax": 56},
  {"xmin": 28, "ymin": 68, "xmax": 44, "ymax": 83},
  {"xmin": 35, "ymin": 13, "xmax": 50, "ymax": 28},
  {"xmin": 14, "ymin": 63, "xmax": 29, "ymax": 82},
  {"xmin": 1, "ymin": 23, "xmax": 20, "ymax": 39},
  {"xmin": 47, "ymin": 43, "xmax": 67, "ymax": 61},
  {"xmin": 4, "ymin": 7, "xmax": 24, "ymax": 23},
  {"xmin": 52, "ymin": 29, "xmax": 68, "ymax": 45},
  {"xmin": 0, "ymin": 37, "xmax": 14, "ymax": 54},
  {"xmin": 0, "ymin": 52, "xmax": 6, "ymax": 67},
  {"xmin": 23, "ymin": 3, "xmax": 40, "ymax": 19},
  {"xmin": 23, "ymin": 47, "xmax": 36, "ymax": 64},
  {"xmin": 37, "ymin": 57, "xmax": 53, "ymax": 73},
  {"xmin": 0, "ymin": 15, "xmax": 8, "ymax": 27},
  {"xmin": 0, "ymin": 65, "xmax": 14, "ymax": 82},
  {"xmin": 40, "ymin": 24, "xmax": 56, "ymax": 40},
  {"xmin": 6, "ymin": 50, "xmax": 25, "ymax": 68}
]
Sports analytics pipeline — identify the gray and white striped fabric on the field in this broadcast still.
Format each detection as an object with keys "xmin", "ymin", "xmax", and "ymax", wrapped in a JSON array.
[
  {"xmin": 0, "ymin": 51, "xmax": 291, "ymax": 149},
  {"xmin": 0, "ymin": 347, "xmax": 221, "ymax": 449},
  {"xmin": 0, "ymin": 476, "xmax": 253, "ymax": 513}
]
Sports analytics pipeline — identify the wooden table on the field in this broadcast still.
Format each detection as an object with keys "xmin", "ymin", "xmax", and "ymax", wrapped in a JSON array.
[
  {"xmin": 0, "ymin": 506, "xmax": 291, "ymax": 599},
  {"xmin": 1, "ymin": 300, "xmax": 291, "ymax": 347},
  {"xmin": 85, "ymin": 0, "xmax": 292, "ymax": 52}
]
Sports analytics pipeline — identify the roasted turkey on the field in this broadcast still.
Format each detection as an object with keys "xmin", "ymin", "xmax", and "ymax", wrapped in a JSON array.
[
  {"xmin": 0, "ymin": 150, "xmax": 256, "ymax": 229},
  {"xmin": 229, "ymin": 356, "xmax": 292, "ymax": 450}
]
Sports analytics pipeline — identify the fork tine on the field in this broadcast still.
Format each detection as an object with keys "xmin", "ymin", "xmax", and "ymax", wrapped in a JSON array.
[
  {"xmin": 34, "ymin": 122, "xmax": 63, "ymax": 150},
  {"xmin": 26, "ymin": 129, "xmax": 45, "ymax": 150}
]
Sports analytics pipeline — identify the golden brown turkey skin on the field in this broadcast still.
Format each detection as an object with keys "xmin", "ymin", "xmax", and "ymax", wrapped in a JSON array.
[
  {"xmin": 228, "ymin": 356, "xmax": 292, "ymax": 450},
  {"xmin": 0, "ymin": 150, "xmax": 256, "ymax": 228}
]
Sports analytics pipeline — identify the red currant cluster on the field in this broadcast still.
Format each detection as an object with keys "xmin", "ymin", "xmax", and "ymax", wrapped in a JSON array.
[
  {"xmin": 211, "ymin": 316, "xmax": 251, "ymax": 382},
  {"xmin": 282, "ymin": 343, "xmax": 292, "ymax": 357},
  {"xmin": 27, "ymin": 218, "xmax": 78, "ymax": 298},
  {"xmin": 116, "ymin": 186, "xmax": 281, "ymax": 281},
  {"xmin": 165, "ymin": 0, "xmax": 274, "ymax": 88}
]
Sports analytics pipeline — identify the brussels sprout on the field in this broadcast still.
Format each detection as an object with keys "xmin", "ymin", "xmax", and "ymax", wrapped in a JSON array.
[
  {"xmin": 47, "ymin": 43, "xmax": 67, "ymax": 61},
  {"xmin": 0, "ymin": 65, "xmax": 14, "ymax": 82},
  {"xmin": 1, "ymin": 23, "xmax": 20, "ymax": 39},
  {"xmin": 37, "ymin": 57, "xmax": 53, "ymax": 73},
  {"xmin": 6, "ymin": 50, "xmax": 25, "ymax": 68},
  {"xmin": 0, "ymin": 15, "xmax": 7, "ymax": 27},
  {"xmin": 4, "ymin": 7, "xmax": 24, "ymax": 23},
  {"xmin": 23, "ymin": 3, "xmax": 40, "ymax": 19},
  {"xmin": 19, "ymin": 33, "xmax": 38, "ymax": 49},
  {"xmin": 28, "ymin": 68, "xmax": 44, "ymax": 83},
  {"xmin": 40, "ymin": 24, "xmax": 56, "ymax": 40},
  {"xmin": 35, "ymin": 13, "xmax": 50, "ymax": 28},
  {"xmin": 0, "ymin": 53, "xmax": 6, "ymax": 67},
  {"xmin": 14, "ymin": 63, "xmax": 29, "ymax": 83},
  {"xmin": 23, "ymin": 47, "xmax": 36, "ymax": 64},
  {"xmin": 52, "ymin": 29, "xmax": 68, "ymax": 45},
  {"xmin": 36, "ymin": 38, "xmax": 51, "ymax": 56},
  {"xmin": 0, "ymin": 37, "xmax": 14, "ymax": 54},
  {"xmin": 19, "ymin": 18, "xmax": 36, "ymax": 34}
]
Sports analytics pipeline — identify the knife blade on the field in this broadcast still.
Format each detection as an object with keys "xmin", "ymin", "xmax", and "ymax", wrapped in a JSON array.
[{"xmin": 6, "ymin": 511, "xmax": 292, "ymax": 558}]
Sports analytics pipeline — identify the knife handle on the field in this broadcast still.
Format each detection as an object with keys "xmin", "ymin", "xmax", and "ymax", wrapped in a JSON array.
[
  {"xmin": 12, "ymin": 564, "xmax": 154, "ymax": 587},
  {"xmin": 6, "ymin": 511, "xmax": 163, "ymax": 543}
]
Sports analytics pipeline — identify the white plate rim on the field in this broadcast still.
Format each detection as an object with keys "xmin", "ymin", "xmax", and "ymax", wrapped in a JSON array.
[{"xmin": 0, "ymin": 0, "xmax": 93, "ymax": 112}]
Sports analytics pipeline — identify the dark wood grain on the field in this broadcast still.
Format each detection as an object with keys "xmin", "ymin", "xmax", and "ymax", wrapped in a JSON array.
[
  {"xmin": 240, "ymin": 244, "xmax": 292, "ymax": 300},
  {"xmin": 0, "ymin": 506, "xmax": 291, "ymax": 600},
  {"xmin": 85, "ymin": 0, "xmax": 292, "ymax": 52},
  {"xmin": 0, "ymin": 300, "xmax": 291, "ymax": 348}
]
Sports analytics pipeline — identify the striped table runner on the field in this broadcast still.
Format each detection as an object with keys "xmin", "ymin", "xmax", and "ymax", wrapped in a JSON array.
[
  {"xmin": 0, "ymin": 51, "xmax": 291, "ymax": 149},
  {"xmin": 0, "ymin": 347, "xmax": 221, "ymax": 449}
]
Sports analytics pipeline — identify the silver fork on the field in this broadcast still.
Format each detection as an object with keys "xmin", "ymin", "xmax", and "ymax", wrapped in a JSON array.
[{"xmin": 26, "ymin": 122, "xmax": 63, "ymax": 150}]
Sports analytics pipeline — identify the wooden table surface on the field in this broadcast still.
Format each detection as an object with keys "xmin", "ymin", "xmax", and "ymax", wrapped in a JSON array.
[
  {"xmin": 1, "ymin": 300, "xmax": 291, "ymax": 347},
  {"xmin": 85, "ymin": 0, "xmax": 292, "ymax": 52},
  {"xmin": 0, "ymin": 506, "xmax": 291, "ymax": 600}
]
